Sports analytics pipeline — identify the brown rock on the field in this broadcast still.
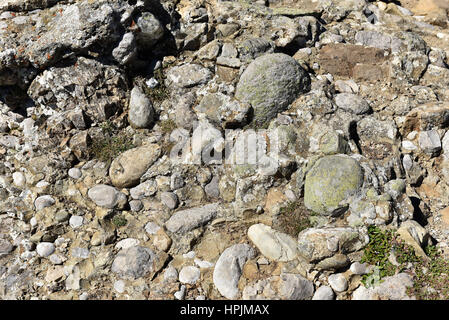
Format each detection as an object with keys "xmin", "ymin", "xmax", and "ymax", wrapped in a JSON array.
[
  {"xmin": 318, "ymin": 43, "xmax": 390, "ymax": 81},
  {"xmin": 440, "ymin": 207, "xmax": 449, "ymax": 226}
]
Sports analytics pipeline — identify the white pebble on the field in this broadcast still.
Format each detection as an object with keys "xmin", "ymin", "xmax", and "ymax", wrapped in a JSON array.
[
  {"xmin": 36, "ymin": 242, "xmax": 55, "ymax": 257},
  {"xmin": 69, "ymin": 216, "xmax": 84, "ymax": 229}
]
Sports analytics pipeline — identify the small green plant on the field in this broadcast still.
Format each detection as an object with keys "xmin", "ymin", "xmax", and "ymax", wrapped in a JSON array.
[
  {"xmin": 360, "ymin": 225, "xmax": 418, "ymax": 287},
  {"xmin": 112, "ymin": 215, "xmax": 127, "ymax": 228},
  {"xmin": 142, "ymin": 68, "xmax": 169, "ymax": 103},
  {"xmin": 159, "ymin": 119, "xmax": 177, "ymax": 134},
  {"xmin": 408, "ymin": 245, "xmax": 449, "ymax": 300},
  {"xmin": 89, "ymin": 121, "xmax": 135, "ymax": 165},
  {"xmin": 276, "ymin": 201, "xmax": 315, "ymax": 236}
]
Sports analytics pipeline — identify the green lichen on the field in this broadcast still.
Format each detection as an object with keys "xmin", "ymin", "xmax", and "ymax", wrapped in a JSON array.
[{"xmin": 304, "ymin": 155, "xmax": 363, "ymax": 215}]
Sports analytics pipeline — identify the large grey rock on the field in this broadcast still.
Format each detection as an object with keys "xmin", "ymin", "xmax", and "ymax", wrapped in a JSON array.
[
  {"xmin": 2, "ymin": 0, "xmax": 128, "ymax": 86},
  {"xmin": 352, "ymin": 273, "xmax": 415, "ymax": 300},
  {"xmin": 128, "ymin": 86, "xmax": 155, "ymax": 129},
  {"xmin": 213, "ymin": 243, "xmax": 256, "ymax": 299},
  {"xmin": 28, "ymin": 57, "xmax": 128, "ymax": 121},
  {"xmin": 165, "ymin": 203, "xmax": 219, "ymax": 234},
  {"xmin": 312, "ymin": 286, "xmax": 335, "ymax": 300},
  {"xmin": 111, "ymin": 246, "xmax": 167, "ymax": 280},
  {"xmin": 136, "ymin": 12, "xmax": 165, "ymax": 48},
  {"xmin": 165, "ymin": 64, "xmax": 213, "ymax": 88},
  {"xmin": 247, "ymin": 224, "xmax": 298, "ymax": 262},
  {"xmin": 304, "ymin": 155, "xmax": 364, "ymax": 215},
  {"xmin": 109, "ymin": 144, "xmax": 161, "ymax": 188},
  {"xmin": 235, "ymin": 53, "xmax": 310, "ymax": 126},
  {"xmin": 278, "ymin": 273, "xmax": 315, "ymax": 300}
]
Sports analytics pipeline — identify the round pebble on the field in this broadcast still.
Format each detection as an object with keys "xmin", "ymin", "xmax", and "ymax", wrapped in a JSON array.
[
  {"xmin": 36, "ymin": 242, "xmax": 55, "ymax": 257},
  {"xmin": 179, "ymin": 266, "xmax": 201, "ymax": 284},
  {"xmin": 69, "ymin": 215, "xmax": 84, "ymax": 229},
  {"xmin": 312, "ymin": 285, "xmax": 335, "ymax": 300},
  {"xmin": 328, "ymin": 273, "xmax": 348, "ymax": 292},
  {"xmin": 114, "ymin": 280, "xmax": 126, "ymax": 293},
  {"xmin": 68, "ymin": 168, "xmax": 82, "ymax": 179}
]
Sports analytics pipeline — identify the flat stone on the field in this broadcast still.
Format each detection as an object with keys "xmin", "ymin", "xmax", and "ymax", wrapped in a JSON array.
[
  {"xmin": 247, "ymin": 224, "xmax": 298, "ymax": 262},
  {"xmin": 213, "ymin": 243, "xmax": 256, "ymax": 299},
  {"xmin": 165, "ymin": 64, "xmax": 213, "ymax": 88},
  {"xmin": 418, "ymin": 130, "xmax": 442, "ymax": 155},
  {"xmin": 111, "ymin": 246, "xmax": 167, "ymax": 280},
  {"xmin": 109, "ymin": 144, "xmax": 161, "ymax": 188},
  {"xmin": 34, "ymin": 195, "xmax": 55, "ymax": 211},
  {"xmin": 334, "ymin": 93, "xmax": 371, "ymax": 115},
  {"xmin": 165, "ymin": 203, "xmax": 219, "ymax": 234}
]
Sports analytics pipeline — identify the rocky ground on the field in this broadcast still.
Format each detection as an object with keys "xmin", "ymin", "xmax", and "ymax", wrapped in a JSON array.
[{"xmin": 0, "ymin": 0, "xmax": 449, "ymax": 300}]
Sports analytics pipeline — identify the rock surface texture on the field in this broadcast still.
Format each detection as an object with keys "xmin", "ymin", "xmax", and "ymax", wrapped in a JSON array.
[{"xmin": 0, "ymin": 0, "xmax": 449, "ymax": 302}]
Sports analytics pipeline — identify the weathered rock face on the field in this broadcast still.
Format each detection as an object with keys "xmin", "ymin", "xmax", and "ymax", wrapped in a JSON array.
[
  {"xmin": 28, "ymin": 57, "xmax": 128, "ymax": 121},
  {"xmin": 0, "ymin": 0, "xmax": 129, "ymax": 86},
  {"xmin": 111, "ymin": 246, "xmax": 168, "ymax": 280},
  {"xmin": 297, "ymin": 227, "xmax": 367, "ymax": 263},
  {"xmin": 304, "ymin": 155, "xmax": 364, "ymax": 215},
  {"xmin": 318, "ymin": 43, "xmax": 391, "ymax": 81},
  {"xmin": 2, "ymin": 0, "xmax": 449, "ymax": 303},
  {"xmin": 109, "ymin": 144, "xmax": 161, "ymax": 188},
  {"xmin": 247, "ymin": 223, "xmax": 298, "ymax": 262},
  {"xmin": 235, "ymin": 53, "xmax": 310, "ymax": 126}
]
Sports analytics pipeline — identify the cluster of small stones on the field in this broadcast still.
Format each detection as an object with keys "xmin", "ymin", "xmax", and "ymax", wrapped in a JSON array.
[{"xmin": 0, "ymin": 0, "xmax": 449, "ymax": 300}]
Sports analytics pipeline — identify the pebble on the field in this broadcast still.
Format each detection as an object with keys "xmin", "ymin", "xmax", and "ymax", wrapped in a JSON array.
[
  {"xmin": 69, "ymin": 215, "xmax": 84, "ymax": 229},
  {"xmin": 174, "ymin": 285, "xmax": 186, "ymax": 300},
  {"xmin": 114, "ymin": 280, "xmax": 126, "ymax": 293},
  {"xmin": 350, "ymin": 262, "xmax": 368, "ymax": 275},
  {"xmin": 164, "ymin": 266, "xmax": 178, "ymax": 282},
  {"xmin": 144, "ymin": 222, "xmax": 161, "ymax": 235},
  {"xmin": 115, "ymin": 238, "xmax": 140, "ymax": 250},
  {"xmin": 12, "ymin": 171, "xmax": 26, "ymax": 188},
  {"xmin": 36, "ymin": 242, "xmax": 55, "ymax": 257},
  {"xmin": 68, "ymin": 168, "xmax": 82, "ymax": 179},
  {"xmin": 312, "ymin": 286, "xmax": 335, "ymax": 300},
  {"xmin": 328, "ymin": 274, "xmax": 348, "ymax": 292},
  {"xmin": 213, "ymin": 243, "xmax": 256, "ymax": 299},
  {"xmin": 179, "ymin": 266, "xmax": 201, "ymax": 284},
  {"xmin": 34, "ymin": 195, "xmax": 56, "ymax": 211},
  {"xmin": 160, "ymin": 191, "xmax": 178, "ymax": 210}
]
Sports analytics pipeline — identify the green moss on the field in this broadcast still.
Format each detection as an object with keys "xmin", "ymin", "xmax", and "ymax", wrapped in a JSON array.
[{"xmin": 112, "ymin": 215, "xmax": 127, "ymax": 228}]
